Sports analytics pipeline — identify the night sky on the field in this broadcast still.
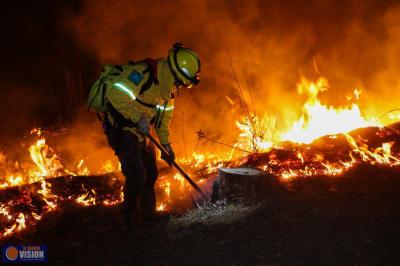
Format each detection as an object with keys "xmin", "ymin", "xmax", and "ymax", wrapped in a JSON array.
[{"xmin": 1, "ymin": 1, "xmax": 97, "ymax": 142}]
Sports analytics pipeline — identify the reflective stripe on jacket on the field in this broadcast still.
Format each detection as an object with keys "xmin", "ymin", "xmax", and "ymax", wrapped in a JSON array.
[{"xmin": 105, "ymin": 59, "xmax": 175, "ymax": 144}]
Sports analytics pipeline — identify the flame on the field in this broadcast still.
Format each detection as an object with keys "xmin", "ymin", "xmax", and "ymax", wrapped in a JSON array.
[
  {"xmin": 156, "ymin": 203, "xmax": 167, "ymax": 211},
  {"xmin": 102, "ymin": 160, "xmax": 116, "ymax": 173},
  {"xmin": 1, "ymin": 76, "xmax": 400, "ymax": 239},
  {"xmin": 1, "ymin": 211, "xmax": 27, "ymax": 237},
  {"xmin": 6, "ymin": 175, "xmax": 23, "ymax": 186},
  {"xmin": 76, "ymin": 188, "xmax": 97, "ymax": 206},
  {"xmin": 235, "ymin": 114, "xmax": 276, "ymax": 152},
  {"xmin": 16, "ymin": 213, "xmax": 26, "ymax": 231},
  {"xmin": 0, "ymin": 128, "xmax": 125, "ymax": 238},
  {"xmin": 0, "ymin": 204, "xmax": 13, "ymax": 220},
  {"xmin": 232, "ymin": 75, "xmax": 400, "ymax": 183},
  {"xmin": 345, "ymin": 135, "xmax": 400, "ymax": 166},
  {"xmin": 28, "ymin": 136, "xmax": 65, "ymax": 179},
  {"xmin": 235, "ymin": 76, "xmax": 384, "ymax": 148},
  {"xmin": 76, "ymin": 159, "xmax": 90, "ymax": 176},
  {"xmin": 37, "ymin": 180, "xmax": 58, "ymax": 210},
  {"xmin": 233, "ymin": 77, "xmax": 381, "ymax": 150},
  {"xmin": 281, "ymin": 77, "xmax": 380, "ymax": 144}
]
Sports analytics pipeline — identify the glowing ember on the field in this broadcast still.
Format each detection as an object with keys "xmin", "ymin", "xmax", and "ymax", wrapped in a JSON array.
[{"xmin": 76, "ymin": 188, "xmax": 97, "ymax": 206}]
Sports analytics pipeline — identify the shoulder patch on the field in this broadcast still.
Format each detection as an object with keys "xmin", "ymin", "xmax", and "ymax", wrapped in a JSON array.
[{"xmin": 127, "ymin": 70, "xmax": 144, "ymax": 85}]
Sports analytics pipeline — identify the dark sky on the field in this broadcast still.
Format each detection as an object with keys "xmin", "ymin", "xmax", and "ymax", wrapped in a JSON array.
[{"xmin": 0, "ymin": 1, "xmax": 97, "ymax": 142}]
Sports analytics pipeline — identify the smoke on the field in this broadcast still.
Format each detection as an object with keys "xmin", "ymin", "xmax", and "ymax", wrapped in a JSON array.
[
  {"xmin": 2, "ymin": 0, "xmax": 400, "ymax": 161},
  {"xmin": 54, "ymin": 115, "xmax": 119, "ymax": 174},
  {"xmin": 63, "ymin": 0, "xmax": 400, "ymax": 156}
]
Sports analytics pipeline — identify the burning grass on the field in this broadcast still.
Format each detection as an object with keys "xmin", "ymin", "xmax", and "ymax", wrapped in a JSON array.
[
  {"xmin": 1, "ymin": 75, "xmax": 400, "ymax": 240},
  {"xmin": 0, "ymin": 174, "xmax": 124, "ymax": 238},
  {"xmin": 7, "ymin": 163, "xmax": 400, "ymax": 265}
]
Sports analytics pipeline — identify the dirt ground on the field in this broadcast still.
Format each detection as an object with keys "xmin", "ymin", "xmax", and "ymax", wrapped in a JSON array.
[{"xmin": 2, "ymin": 163, "xmax": 400, "ymax": 266}]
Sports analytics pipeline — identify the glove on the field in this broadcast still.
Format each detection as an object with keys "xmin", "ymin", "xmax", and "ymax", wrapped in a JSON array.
[
  {"xmin": 161, "ymin": 144, "xmax": 175, "ymax": 166},
  {"xmin": 137, "ymin": 116, "xmax": 150, "ymax": 135}
]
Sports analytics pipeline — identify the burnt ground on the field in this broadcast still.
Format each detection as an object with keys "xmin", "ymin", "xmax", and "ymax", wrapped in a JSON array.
[{"xmin": 2, "ymin": 163, "xmax": 400, "ymax": 266}]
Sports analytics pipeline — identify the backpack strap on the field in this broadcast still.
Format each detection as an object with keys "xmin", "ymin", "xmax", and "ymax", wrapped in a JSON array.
[
  {"xmin": 135, "ymin": 98, "xmax": 157, "ymax": 108},
  {"xmin": 138, "ymin": 58, "xmax": 159, "ymax": 96},
  {"xmin": 110, "ymin": 59, "xmax": 160, "ymax": 110}
]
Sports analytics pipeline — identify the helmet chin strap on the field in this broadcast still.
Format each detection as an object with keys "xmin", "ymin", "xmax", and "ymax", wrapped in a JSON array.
[
  {"xmin": 168, "ymin": 43, "xmax": 200, "ymax": 87},
  {"xmin": 167, "ymin": 53, "xmax": 184, "ymax": 86}
]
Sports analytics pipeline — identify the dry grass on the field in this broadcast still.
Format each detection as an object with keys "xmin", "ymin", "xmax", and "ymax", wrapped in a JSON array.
[{"xmin": 168, "ymin": 200, "xmax": 262, "ymax": 229}]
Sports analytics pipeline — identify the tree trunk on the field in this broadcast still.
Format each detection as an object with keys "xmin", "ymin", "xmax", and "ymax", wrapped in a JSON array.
[{"xmin": 211, "ymin": 167, "xmax": 276, "ymax": 204}]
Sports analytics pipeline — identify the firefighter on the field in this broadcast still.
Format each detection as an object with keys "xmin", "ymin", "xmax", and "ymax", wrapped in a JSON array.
[{"xmin": 101, "ymin": 43, "xmax": 200, "ymax": 231}]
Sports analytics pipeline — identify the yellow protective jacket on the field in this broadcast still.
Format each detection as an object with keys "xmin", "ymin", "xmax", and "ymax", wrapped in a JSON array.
[{"xmin": 104, "ymin": 58, "xmax": 175, "ymax": 144}]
